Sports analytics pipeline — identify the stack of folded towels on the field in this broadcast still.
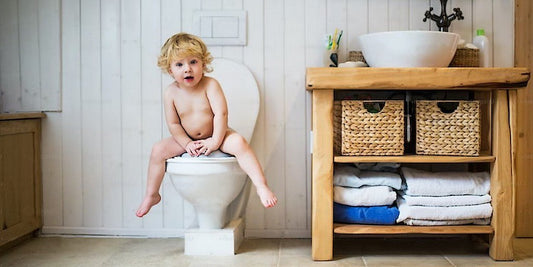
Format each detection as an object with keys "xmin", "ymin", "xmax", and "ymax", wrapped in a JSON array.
[
  {"xmin": 333, "ymin": 163, "xmax": 401, "ymax": 225},
  {"xmin": 397, "ymin": 167, "xmax": 492, "ymax": 226}
]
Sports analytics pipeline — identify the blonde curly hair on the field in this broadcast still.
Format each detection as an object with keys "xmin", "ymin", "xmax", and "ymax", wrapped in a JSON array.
[{"xmin": 157, "ymin": 33, "xmax": 213, "ymax": 74}]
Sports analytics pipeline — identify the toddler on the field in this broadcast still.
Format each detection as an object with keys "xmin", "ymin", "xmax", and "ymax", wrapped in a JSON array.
[{"xmin": 136, "ymin": 33, "xmax": 277, "ymax": 217}]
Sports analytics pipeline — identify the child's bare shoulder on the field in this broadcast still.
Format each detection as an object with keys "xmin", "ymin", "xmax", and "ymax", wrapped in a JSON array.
[
  {"xmin": 202, "ymin": 76, "xmax": 222, "ymax": 91},
  {"xmin": 163, "ymin": 82, "xmax": 179, "ymax": 96}
]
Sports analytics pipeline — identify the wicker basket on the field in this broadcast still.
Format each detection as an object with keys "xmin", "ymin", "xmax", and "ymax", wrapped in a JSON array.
[
  {"xmin": 349, "ymin": 48, "xmax": 479, "ymax": 67},
  {"xmin": 348, "ymin": 51, "xmax": 367, "ymax": 63},
  {"xmin": 416, "ymin": 100, "xmax": 480, "ymax": 156},
  {"xmin": 449, "ymin": 48, "xmax": 480, "ymax": 67},
  {"xmin": 334, "ymin": 100, "xmax": 404, "ymax": 156}
]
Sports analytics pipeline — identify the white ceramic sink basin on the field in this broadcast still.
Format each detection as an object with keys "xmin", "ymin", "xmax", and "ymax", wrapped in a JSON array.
[{"xmin": 359, "ymin": 31, "xmax": 459, "ymax": 67}]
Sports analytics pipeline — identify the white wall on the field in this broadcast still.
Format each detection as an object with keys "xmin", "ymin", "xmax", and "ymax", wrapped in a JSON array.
[{"xmin": 0, "ymin": 0, "xmax": 514, "ymax": 237}]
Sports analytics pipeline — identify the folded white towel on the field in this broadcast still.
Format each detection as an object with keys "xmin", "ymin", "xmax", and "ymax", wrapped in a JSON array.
[
  {"xmin": 402, "ymin": 167, "xmax": 490, "ymax": 196},
  {"xmin": 403, "ymin": 218, "xmax": 490, "ymax": 226},
  {"xmin": 401, "ymin": 194, "xmax": 491, "ymax": 207},
  {"xmin": 334, "ymin": 185, "xmax": 397, "ymax": 206},
  {"xmin": 396, "ymin": 198, "xmax": 492, "ymax": 222},
  {"xmin": 334, "ymin": 164, "xmax": 402, "ymax": 190}
]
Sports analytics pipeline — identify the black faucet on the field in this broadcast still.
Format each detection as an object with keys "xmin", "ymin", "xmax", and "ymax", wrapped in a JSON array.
[{"xmin": 423, "ymin": 0, "xmax": 464, "ymax": 32}]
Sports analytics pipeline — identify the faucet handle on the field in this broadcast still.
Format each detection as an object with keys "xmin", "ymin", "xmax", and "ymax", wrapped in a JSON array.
[
  {"xmin": 453, "ymin": 8, "xmax": 464, "ymax": 20},
  {"xmin": 423, "ymin": 7, "xmax": 434, "ymax": 22}
]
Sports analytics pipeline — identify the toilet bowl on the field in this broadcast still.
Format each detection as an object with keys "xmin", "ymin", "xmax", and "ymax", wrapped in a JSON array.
[{"xmin": 166, "ymin": 58, "xmax": 259, "ymax": 229}]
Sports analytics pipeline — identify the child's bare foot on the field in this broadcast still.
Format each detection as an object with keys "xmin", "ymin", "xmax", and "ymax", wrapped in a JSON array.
[
  {"xmin": 256, "ymin": 186, "xmax": 277, "ymax": 208},
  {"xmin": 136, "ymin": 194, "xmax": 161, "ymax": 217}
]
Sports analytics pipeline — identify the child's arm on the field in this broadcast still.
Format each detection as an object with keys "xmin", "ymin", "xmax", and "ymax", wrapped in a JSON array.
[
  {"xmin": 201, "ymin": 78, "xmax": 228, "ymax": 155},
  {"xmin": 163, "ymin": 87, "xmax": 200, "ymax": 156}
]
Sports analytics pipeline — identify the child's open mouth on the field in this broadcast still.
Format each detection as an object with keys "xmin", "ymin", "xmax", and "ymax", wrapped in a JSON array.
[{"xmin": 184, "ymin": 76, "xmax": 194, "ymax": 82}]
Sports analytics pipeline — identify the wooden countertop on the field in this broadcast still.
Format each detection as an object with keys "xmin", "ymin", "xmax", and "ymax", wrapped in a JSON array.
[
  {"xmin": 306, "ymin": 67, "xmax": 530, "ymax": 90},
  {"xmin": 0, "ymin": 112, "xmax": 46, "ymax": 121}
]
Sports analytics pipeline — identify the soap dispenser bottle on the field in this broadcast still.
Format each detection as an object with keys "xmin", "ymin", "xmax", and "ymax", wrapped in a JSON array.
[{"xmin": 473, "ymin": 29, "xmax": 492, "ymax": 67}]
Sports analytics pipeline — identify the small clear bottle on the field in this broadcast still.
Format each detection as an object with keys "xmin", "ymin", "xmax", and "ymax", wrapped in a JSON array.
[{"xmin": 473, "ymin": 29, "xmax": 492, "ymax": 67}]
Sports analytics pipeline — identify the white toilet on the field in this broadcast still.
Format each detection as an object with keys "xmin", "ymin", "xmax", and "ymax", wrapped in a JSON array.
[{"xmin": 166, "ymin": 58, "xmax": 260, "ymax": 230}]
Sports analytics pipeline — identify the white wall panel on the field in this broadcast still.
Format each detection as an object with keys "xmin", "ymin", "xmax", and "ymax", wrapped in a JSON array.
[
  {"xmin": 61, "ymin": 0, "xmax": 83, "ymax": 227},
  {"xmin": 243, "ymin": 0, "xmax": 266, "ymax": 231},
  {"xmin": 120, "ymin": 0, "xmax": 143, "ymax": 228},
  {"xmin": 0, "ymin": 0, "xmax": 515, "ymax": 237},
  {"xmin": 141, "ymin": 0, "xmax": 164, "ymax": 229},
  {"xmin": 0, "ymin": 0, "xmax": 22, "ymax": 112},
  {"xmin": 263, "ymin": 0, "xmax": 286, "ymax": 230},
  {"xmin": 101, "ymin": 0, "xmax": 124, "ymax": 229}
]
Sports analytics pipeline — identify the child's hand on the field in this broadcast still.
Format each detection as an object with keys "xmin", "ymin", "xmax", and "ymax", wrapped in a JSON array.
[
  {"xmin": 185, "ymin": 141, "xmax": 201, "ymax": 157},
  {"xmin": 197, "ymin": 138, "xmax": 219, "ymax": 156}
]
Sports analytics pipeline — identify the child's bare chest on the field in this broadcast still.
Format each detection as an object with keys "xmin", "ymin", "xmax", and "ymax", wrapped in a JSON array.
[{"xmin": 174, "ymin": 91, "xmax": 212, "ymax": 117}]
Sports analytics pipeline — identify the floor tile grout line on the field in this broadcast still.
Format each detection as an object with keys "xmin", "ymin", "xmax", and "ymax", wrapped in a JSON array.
[
  {"xmin": 362, "ymin": 255, "xmax": 368, "ymax": 267},
  {"xmin": 444, "ymin": 255, "xmax": 457, "ymax": 266},
  {"xmin": 276, "ymin": 239, "xmax": 282, "ymax": 267}
]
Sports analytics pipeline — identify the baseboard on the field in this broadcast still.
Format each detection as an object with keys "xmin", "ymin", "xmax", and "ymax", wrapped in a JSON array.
[
  {"xmin": 245, "ymin": 229, "xmax": 311, "ymax": 238},
  {"xmin": 41, "ymin": 226, "xmax": 185, "ymax": 238},
  {"xmin": 41, "ymin": 226, "xmax": 311, "ymax": 238}
]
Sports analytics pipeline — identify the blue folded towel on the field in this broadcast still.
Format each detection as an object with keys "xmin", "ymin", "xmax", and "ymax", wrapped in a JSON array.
[{"xmin": 333, "ymin": 202, "xmax": 399, "ymax": 225}]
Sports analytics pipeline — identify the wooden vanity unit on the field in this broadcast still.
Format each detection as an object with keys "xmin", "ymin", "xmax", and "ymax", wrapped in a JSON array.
[
  {"xmin": 0, "ymin": 113, "xmax": 45, "ymax": 249},
  {"xmin": 306, "ymin": 67, "xmax": 530, "ymax": 261}
]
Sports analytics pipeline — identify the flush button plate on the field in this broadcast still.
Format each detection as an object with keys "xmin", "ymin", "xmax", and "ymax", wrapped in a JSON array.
[{"xmin": 193, "ymin": 10, "xmax": 247, "ymax": 46}]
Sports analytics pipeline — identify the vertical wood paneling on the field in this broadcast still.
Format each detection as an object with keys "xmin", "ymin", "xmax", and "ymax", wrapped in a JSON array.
[
  {"xmin": 284, "ymin": 0, "xmax": 307, "ymax": 230},
  {"xmin": 0, "ymin": 0, "xmax": 517, "ymax": 237},
  {"xmin": 0, "ymin": 0, "xmax": 22, "ymax": 111},
  {"xmin": 264, "ymin": 0, "xmax": 285, "ymax": 230},
  {"xmin": 160, "ymin": 0, "xmax": 183, "ymax": 229},
  {"xmin": 410, "ymin": 0, "xmax": 430, "ymax": 30},
  {"xmin": 346, "ymin": 0, "xmax": 368, "ymax": 53},
  {"xmin": 121, "ymin": 0, "xmax": 143, "ymax": 228},
  {"xmin": 473, "ymin": 0, "xmax": 493, "ymax": 63},
  {"xmin": 41, "ymin": 112, "xmax": 63, "ymax": 226},
  {"xmin": 449, "ymin": 0, "xmax": 472, "ymax": 42},
  {"xmin": 326, "ymin": 0, "xmax": 347, "ymax": 62},
  {"xmin": 140, "ymin": 0, "xmax": 163, "ymax": 228},
  {"xmin": 18, "ymin": 0, "xmax": 41, "ymax": 111},
  {"xmin": 38, "ymin": 0, "xmax": 61, "ymax": 111},
  {"xmin": 101, "ymin": 0, "xmax": 123, "ymax": 228},
  {"xmin": 389, "ymin": 0, "xmax": 409, "ymax": 31},
  {"xmin": 304, "ymin": 0, "xmax": 326, "ymax": 232},
  {"xmin": 492, "ymin": 0, "xmax": 514, "ymax": 67},
  {"xmin": 61, "ymin": 0, "xmax": 83, "ymax": 227},
  {"xmin": 80, "ymin": 0, "xmax": 102, "ymax": 228},
  {"xmin": 368, "ymin": 0, "xmax": 388, "ymax": 33},
  {"xmin": 514, "ymin": 0, "xmax": 533, "ymax": 237},
  {"xmin": 243, "ymin": 0, "xmax": 266, "ymax": 230}
]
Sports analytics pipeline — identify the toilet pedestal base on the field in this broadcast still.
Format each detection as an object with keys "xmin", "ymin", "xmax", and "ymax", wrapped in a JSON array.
[{"xmin": 184, "ymin": 218, "xmax": 244, "ymax": 255}]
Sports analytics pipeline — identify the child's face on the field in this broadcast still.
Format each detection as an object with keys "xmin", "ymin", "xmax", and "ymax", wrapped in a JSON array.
[{"xmin": 169, "ymin": 56, "xmax": 204, "ymax": 88}]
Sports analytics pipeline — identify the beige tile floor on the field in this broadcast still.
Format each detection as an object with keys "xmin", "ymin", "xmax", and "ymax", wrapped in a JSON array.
[{"xmin": 1, "ymin": 236, "xmax": 533, "ymax": 266}]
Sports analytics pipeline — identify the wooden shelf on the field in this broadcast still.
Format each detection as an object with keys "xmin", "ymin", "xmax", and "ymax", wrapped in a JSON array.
[
  {"xmin": 334, "ymin": 224, "xmax": 494, "ymax": 235},
  {"xmin": 306, "ymin": 67, "xmax": 530, "ymax": 91},
  {"xmin": 334, "ymin": 153, "xmax": 495, "ymax": 163}
]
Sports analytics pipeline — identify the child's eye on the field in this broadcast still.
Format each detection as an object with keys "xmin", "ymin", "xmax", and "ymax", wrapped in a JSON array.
[
  {"xmin": 190, "ymin": 59, "xmax": 198, "ymax": 64},
  {"xmin": 176, "ymin": 62, "xmax": 183, "ymax": 67}
]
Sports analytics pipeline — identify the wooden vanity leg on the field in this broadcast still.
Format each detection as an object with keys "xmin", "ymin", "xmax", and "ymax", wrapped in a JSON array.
[
  {"xmin": 490, "ymin": 90, "xmax": 515, "ymax": 260},
  {"xmin": 311, "ymin": 90, "xmax": 334, "ymax": 261}
]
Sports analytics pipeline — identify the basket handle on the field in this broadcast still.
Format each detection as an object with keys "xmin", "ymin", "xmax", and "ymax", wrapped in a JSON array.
[
  {"xmin": 437, "ymin": 101, "xmax": 459, "ymax": 113},
  {"xmin": 363, "ymin": 101, "xmax": 386, "ymax": 113}
]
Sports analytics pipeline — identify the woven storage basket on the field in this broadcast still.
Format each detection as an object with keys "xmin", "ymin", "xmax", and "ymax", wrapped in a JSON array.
[
  {"xmin": 334, "ymin": 100, "xmax": 404, "ymax": 156},
  {"xmin": 348, "ymin": 51, "xmax": 367, "ymax": 63},
  {"xmin": 416, "ymin": 100, "xmax": 480, "ymax": 156},
  {"xmin": 449, "ymin": 48, "xmax": 480, "ymax": 67},
  {"xmin": 349, "ymin": 48, "xmax": 479, "ymax": 67}
]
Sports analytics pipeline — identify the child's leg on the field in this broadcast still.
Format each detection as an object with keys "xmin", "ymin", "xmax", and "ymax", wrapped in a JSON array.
[
  {"xmin": 219, "ymin": 130, "xmax": 278, "ymax": 208},
  {"xmin": 136, "ymin": 137, "xmax": 186, "ymax": 217}
]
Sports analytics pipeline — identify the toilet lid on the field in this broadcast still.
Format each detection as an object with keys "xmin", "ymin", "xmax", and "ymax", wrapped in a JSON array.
[{"xmin": 206, "ymin": 58, "xmax": 259, "ymax": 142}]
